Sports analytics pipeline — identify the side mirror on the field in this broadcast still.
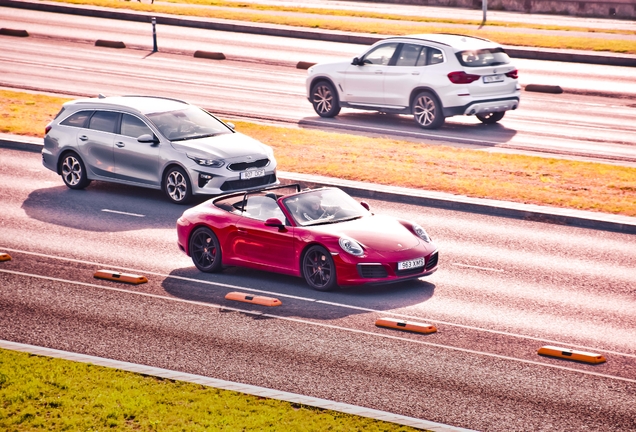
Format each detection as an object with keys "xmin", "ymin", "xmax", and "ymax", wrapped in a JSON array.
[
  {"xmin": 226, "ymin": 122, "xmax": 235, "ymax": 130},
  {"xmin": 137, "ymin": 133, "xmax": 159, "ymax": 144},
  {"xmin": 264, "ymin": 217, "xmax": 285, "ymax": 230},
  {"xmin": 360, "ymin": 201, "xmax": 370, "ymax": 211},
  {"xmin": 352, "ymin": 57, "xmax": 361, "ymax": 66}
]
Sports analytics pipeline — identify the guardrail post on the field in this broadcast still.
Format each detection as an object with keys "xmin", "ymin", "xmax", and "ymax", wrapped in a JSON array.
[{"xmin": 152, "ymin": 17, "xmax": 158, "ymax": 52}]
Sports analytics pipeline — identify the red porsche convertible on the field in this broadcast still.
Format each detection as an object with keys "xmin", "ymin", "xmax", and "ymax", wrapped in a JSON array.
[{"xmin": 176, "ymin": 185, "xmax": 438, "ymax": 291}]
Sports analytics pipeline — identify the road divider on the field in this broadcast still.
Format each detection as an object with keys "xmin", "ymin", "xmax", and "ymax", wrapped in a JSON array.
[
  {"xmin": 0, "ymin": 253, "xmax": 12, "ymax": 261},
  {"xmin": 538, "ymin": 345, "xmax": 606, "ymax": 364},
  {"xmin": 194, "ymin": 50, "xmax": 226, "ymax": 60},
  {"xmin": 225, "ymin": 291, "xmax": 281, "ymax": 306},
  {"xmin": 94, "ymin": 269, "xmax": 148, "ymax": 284},
  {"xmin": 0, "ymin": 28, "xmax": 28, "ymax": 37},
  {"xmin": 375, "ymin": 317, "xmax": 437, "ymax": 334},
  {"xmin": 525, "ymin": 84, "xmax": 564, "ymax": 94},
  {"xmin": 95, "ymin": 40, "xmax": 126, "ymax": 49},
  {"xmin": 296, "ymin": 61, "xmax": 316, "ymax": 70}
]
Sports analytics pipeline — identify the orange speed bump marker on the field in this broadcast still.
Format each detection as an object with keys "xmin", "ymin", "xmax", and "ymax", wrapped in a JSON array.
[
  {"xmin": 225, "ymin": 292, "xmax": 281, "ymax": 307},
  {"xmin": 0, "ymin": 253, "xmax": 11, "ymax": 262},
  {"xmin": 538, "ymin": 345, "xmax": 606, "ymax": 364},
  {"xmin": 375, "ymin": 317, "xmax": 437, "ymax": 334},
  {"xmin": 94, "ymin": 270, "xmax": 148, "ymax": 285}
]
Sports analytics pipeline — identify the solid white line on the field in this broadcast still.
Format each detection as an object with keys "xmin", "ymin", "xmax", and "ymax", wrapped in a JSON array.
[
  {"xmin": 101, "ymin": 209, "xmax": 145, "ymax": 217},
  {"xmin": 3, "ymin": 268, "xmax": 636, "ymax": 385},
  {"xmin": 452, "ymin": 263, "xmax": 504, "ymax": 272},
  {"xmin": 2, "ymin": 246, "xmax": 635, "ymax": 360}
]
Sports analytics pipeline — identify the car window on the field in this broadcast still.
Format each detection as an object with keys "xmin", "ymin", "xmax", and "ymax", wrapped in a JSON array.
[
  {"xmin": 88, "ymin": 111, "xmax": 119, "ymax": 133},
  {"xmin": 283, "ymin": 188, "xmax": 369, "ymax": 226},
  {"xmin": 455, "ymin": 48, "xmax": 511, "ymax": 67},
  {"xmin": 395, "ymin": 43, "xmax": 424, "ymax": 67},
  {"xmin": 362, "ymin": 43, "xmax": 399, "ymax": 66},
  {"xmin": 60, "ymin": 110, "xmax": 93, "ymax": 128},
  {"xmin": 146, "ymin": 106, "xmax": 232, "ymax": 142},
  {"xmin": 120, "ymin": 114, "xmax": 153, "ymax": 138},
  {"xmin": 428, "ymin": 48, "xmax": 444, "ymax": 65},
  {"xmin": 243, "ymin": 194, "xmax": 286, "ymax": 222}
]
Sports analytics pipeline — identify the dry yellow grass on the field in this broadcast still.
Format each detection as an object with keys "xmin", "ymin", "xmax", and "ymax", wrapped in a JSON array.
[{"xmin": 2, "ymin": 89, "xmax": 634, "ymax": 216}]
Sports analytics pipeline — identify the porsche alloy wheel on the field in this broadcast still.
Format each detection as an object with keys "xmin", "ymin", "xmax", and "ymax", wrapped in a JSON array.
[
  {"xmin": 60, "ymin": 152, "xmax": 91, "ymax": 190},
  {"xmin": 190, "ymin": 227, "xmax": 222, "ymax": 273},
  {"xmin": 302, "ymin": 245, "xmax": 337, "ymax": 291}
]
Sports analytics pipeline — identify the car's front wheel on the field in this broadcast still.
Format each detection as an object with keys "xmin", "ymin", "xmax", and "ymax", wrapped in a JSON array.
[
  {"xmin": 60, "ymin": 152, "xmax": 91, "ymax": 190},
  {"xmin": 163, "ymin": 166, "xmax": 192, "ymax": 204},
  {"xmin": 412, "ymin": 91, "xmax": 445, "ymax": 129},
  {"xmin": 311, "ymin": 81, "xmax": 341, "ymax": 118},
  {"xmin": 302, "ymin": 245, "xmax": 338, "ymax": 291},
  {"xmin": 476, "ymin": 111, "xmax": 505, "ymax": 124},
  {"xmin": 189, "ymin": 227, "xmax": 222, "ymax": 273}
]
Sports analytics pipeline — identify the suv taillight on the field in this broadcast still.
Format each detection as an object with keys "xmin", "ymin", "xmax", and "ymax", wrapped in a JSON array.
[
  {"xmin": 447, "ymin": 71, "xmax": 481, "ymax": 84},
  {"xmin": 45, "ymin": 124, "xmax": 52, "ymax": 135},
  {"xmin": 505, "ymin": 69, "xmax": 518, "ymax": 79}
]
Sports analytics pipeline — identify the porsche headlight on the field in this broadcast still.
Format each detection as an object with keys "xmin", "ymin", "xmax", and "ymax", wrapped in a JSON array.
[
  {"xmin": 413, "ymin": 223, "xmax": 432, "ymax": 243},
  {"xmin": 187, "ymin": 154, "xmax": 224, "ymax": 168},
  {"xmin": 339, "ymin": 237, "xmax": 364, "ymax": 256}
]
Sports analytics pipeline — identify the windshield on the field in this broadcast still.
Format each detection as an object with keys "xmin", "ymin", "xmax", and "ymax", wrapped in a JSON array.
[
  {"xmin": 146, "ymin": 106, "xmax": 232, "ymax": 141},
  {"xmin": 455, "ymin": 48, "xmax": 511, "ymax": 67},
  {"xmin": 282, "ymin": 188, "xmax": 369, "ymax": 227}
]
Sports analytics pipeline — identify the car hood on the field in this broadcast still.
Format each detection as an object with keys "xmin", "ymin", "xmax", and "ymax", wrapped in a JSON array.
[
  {"xmin": 311, "ymin": 60, "xmax": 355, "ymax": 74},
  {"xmin": 170, "ymin": 132, "xmax": 272, "ymax": 160}
]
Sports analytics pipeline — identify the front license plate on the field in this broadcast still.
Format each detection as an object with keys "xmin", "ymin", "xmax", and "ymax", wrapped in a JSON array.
[
  {"xmin": 398, "ymin": 257, "xmax": 425, "ymax": 270},
  {"xmin": 483, "ymin": 74, "xmax": 504, "ymax": 83},
  {"xmin": 240, "ymin": 169, "xmax": 265, "ymax": 180}
]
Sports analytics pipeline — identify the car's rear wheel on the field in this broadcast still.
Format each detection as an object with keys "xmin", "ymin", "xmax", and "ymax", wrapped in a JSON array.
[
  {"xmin": 412, "ymin": 91, "xmax": 445, "ymax": 129},
  {"xmin": 189, "ymin": 227, "xmax": 222, "ymax": 273},
  {"xmin": 476, "ymin": 111, "xmax": 505, "ymax": 124},
  {"xmin": 302, "ymin": 245, "xmax": 338, "ymax": 291},
  {"xmin": 60, "ymin": 152, "xmax": 91, "ymax": 190},
  {"xmin": 164, "ymin": 166, "xmax": 192, "ymax": 204},
  {"xmin": 311, "ymin": 81, "xmax": 341, "ymax": 118}
]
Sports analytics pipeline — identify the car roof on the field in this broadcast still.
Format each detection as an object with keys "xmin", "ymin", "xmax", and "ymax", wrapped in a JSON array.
[
  {"xmin": 64, "ymin": 95, "xmax": 191, "ymax": 115},
  {"xmin": 384, "ymin": 33, "xmax": 501, "ymax": 51}
]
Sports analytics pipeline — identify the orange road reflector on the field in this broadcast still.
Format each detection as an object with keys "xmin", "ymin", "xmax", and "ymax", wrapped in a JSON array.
[
  {"xmin": 538, "ymin": 345, "xmax": 606, "ymax": 364},
  {"xmin": 375, "ymin": 317, "xmax": 437, "ymax": 334},
  {"xmin": 0, "ymin": 253, "xmax": 11, "ymax": 262},
  {"xmin": 225, "ymin": 292, "xmax": 281, "ymax": 307},
  {"xmin": 94, "ymin": 270, "xmax": 148, "ymax": 285}
]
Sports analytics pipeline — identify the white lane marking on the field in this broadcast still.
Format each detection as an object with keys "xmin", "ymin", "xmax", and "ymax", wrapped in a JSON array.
[
  {"xmin": 101, "ymin": 209, "xmax": 145, "ymax": 217},
  {"xmin": 452, "ymin": 263, "xmax": 504, "ymax": 272},
  {"xmin": 2, "ymin": 247, "xmax": 635, "ymax": 359},
  {"xmin": 3, "ymin": 268, "xmax": 636, "ymax": 385}
]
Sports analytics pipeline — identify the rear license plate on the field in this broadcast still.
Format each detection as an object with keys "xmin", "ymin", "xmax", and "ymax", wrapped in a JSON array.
[
  {"xmin": 483, "ymin": 74, "xmax": 504, "ymax": 83},
  {"xmin": 397, "ymin": 257, "xmax": 425, "ymax": 270},
  {"xmin": 240, "ymin": 169, "xmax": 265, "ymax": 180}
]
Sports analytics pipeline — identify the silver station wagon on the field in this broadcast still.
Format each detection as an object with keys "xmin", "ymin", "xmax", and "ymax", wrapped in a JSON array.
[{"xmin": 42, "ymin": 95, "xmax": 278, "ymax": 204}]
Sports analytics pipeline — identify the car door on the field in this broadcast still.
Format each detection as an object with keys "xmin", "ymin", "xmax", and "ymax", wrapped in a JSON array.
[
  {"xmin": 77, "ymin": 110, "xmax": 118, "ymax": 178},
  {"xmin": 114, "ymin": 113, "xmax": 161, "ymax": 186},
  {"xmin": 383, "ymin": 43, "xmax": 431, "ymax": 107},
  {"xmin": 343, "ymin": 42, "xmax": 399, "ymax": 106}
]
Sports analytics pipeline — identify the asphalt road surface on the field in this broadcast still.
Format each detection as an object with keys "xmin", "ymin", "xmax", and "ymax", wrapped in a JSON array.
[{"xmin": 1, "ymin": 147, "xmax": 635, "ymax": 431}]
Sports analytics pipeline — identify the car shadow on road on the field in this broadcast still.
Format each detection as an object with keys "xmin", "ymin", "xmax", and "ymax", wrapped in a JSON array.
[
  {"xmin": 21, "ymin": 183, "xmax": 209, "ymax": 232},
  {"xmin": 162, "ymin": 265, "xmax": 436, "ymax": 320}
]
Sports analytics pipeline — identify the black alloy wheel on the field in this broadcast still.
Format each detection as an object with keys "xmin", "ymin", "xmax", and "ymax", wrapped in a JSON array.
[
  {"xmin": 302, "ymin": 245, "xmax": 337, "ymax": 291},
  {"xmin": 476, "ymin": 111, "xmax": 506, "ymax": 124},
  {"xmin": 311, "ymin": 81, "xmax": 341, "ymax": 118},
  {"xmin": 189, "ymin": 227, "xmax": 222, "ymax": 273},
  {"xmin": 60, "ymin": 152, "xmax": 91, "ymax": 190}
]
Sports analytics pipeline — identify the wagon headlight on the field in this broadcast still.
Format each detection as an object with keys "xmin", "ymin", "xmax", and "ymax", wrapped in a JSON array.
[
  {"xmin": 413, "ymin": 223, "xmax": 431, "ymax": 243},
  {"xmin": 187, "ymin": 154, "xmax": 224, "ymax": 168},
  {"xmin": 339, "ymin": 237, "xmax": 364, "ymax": 256}
]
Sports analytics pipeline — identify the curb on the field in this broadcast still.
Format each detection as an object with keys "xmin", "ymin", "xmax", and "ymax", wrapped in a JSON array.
[
  {"xmin": 0, "ymin": 340, "xmax": 474, "ymax": 432},
  {"xmin": 2, "ymin": 135, "xmax": 634, "ymax": 234}
]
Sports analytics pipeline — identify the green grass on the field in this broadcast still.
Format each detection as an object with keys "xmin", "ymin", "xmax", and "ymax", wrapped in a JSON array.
[
  {"xmin": 0, "ymin": 348, "xmax": 420, "ymax": 431},
  {"xmin": 50, "ymin": 0, "xmax": 636, "ymax": 54}
]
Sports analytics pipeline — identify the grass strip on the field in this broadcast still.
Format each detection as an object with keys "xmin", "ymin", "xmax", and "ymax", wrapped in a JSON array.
[
  {"xmin": 49, "ymin": 0, "xmax": 636, "ymax": 54},
  {"xmin": 0, "ymin": 348, "xmax": 419, "ymax": 431},
  {"xmin": 2, "ymin": 89, "xmax": 635, "ymax": 216}
]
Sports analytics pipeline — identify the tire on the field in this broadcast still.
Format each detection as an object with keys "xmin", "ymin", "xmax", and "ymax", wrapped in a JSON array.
[
  {"xmin": 189, "ymin": 227, "xmax": 222, "ymax": 273},
  {"xmin": 302, "ymin": 245, "xmax": 338, "ymax": 291},
  {"xmin": 163, "ymin": 166, "xmax": 192, "ymax": 204},
  {"xmin": 476, "ymin": 111, "xmax": 505, "ymax": 124},
  {"xmin": 311, "ymin": 81, "xmax": 341, "ymax": 118},
  {"xmin": 60, "ymin": 152, "xmax": 91, "ymax": 190},
  {"xmin": 412, "ymin": 91, "xmax": 445, "ymax": 129}
]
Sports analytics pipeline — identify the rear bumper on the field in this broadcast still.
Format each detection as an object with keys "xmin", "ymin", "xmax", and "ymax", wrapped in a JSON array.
[{"xmin": 444, "ymin": 97, "xmax": 520, "ymax": 117}]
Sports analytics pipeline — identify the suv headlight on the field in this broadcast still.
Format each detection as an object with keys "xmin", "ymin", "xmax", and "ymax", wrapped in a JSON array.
[
  {"xmin": 187, "ymin": 154, "xmax": 224, "ymax": 168},
  {"xmin": 339, "ymin": 237, "xmax": 364, "ymax": 256},
  {"xmin": 413, "ymin": 223, "xmax": 431, "ymax": 243}
]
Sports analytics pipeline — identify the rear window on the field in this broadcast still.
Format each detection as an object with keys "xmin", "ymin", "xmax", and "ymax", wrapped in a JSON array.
[{"xmin": 455, "ymin": 48, "xmax": 510, "ymax": 67}]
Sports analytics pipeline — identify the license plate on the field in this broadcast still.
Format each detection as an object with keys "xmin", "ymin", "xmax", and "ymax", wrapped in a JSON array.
[
  {"xmin": 483, "ymin": 74, "xmax": 504, "ymax": 83},
  {"xmin": 240, "ymin": 169, "xmax": 265, "ymax": 180},
  {"xmin": 397, "ymin": 257, "xmax": 425, "ymax": 270}
]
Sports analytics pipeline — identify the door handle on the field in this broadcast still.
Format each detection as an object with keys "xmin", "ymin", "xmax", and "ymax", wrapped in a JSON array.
[
  {"xmin": 116, "ymin": 142, "xmax": 125, "ymax": 148},
  {"xmin": 79, "ymin": 135, "xmax": 88, "ymax": 141},
  {"xmin": 411, "ymin": 72, "xmax": 420, "ymax": 75},
  {"xmin": 375, "ymin": 70, "xmax": 383, "ymax": 74}
]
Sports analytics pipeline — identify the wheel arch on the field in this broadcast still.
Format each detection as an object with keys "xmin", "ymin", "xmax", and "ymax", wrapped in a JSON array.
[
  {"xmin": 161, "ymin": 162, "xmax": 190, "ymax": 190},
  {"xmin": 56, "ymin": 149, "xmax": 81, "ymax": 175},
  {"xmin": 409, "ymin": 87, "xmax": 444, "ymax": 113},
  {"xmin": 308, "ymin": 76, "xmax": 341, "ymax": 99}
]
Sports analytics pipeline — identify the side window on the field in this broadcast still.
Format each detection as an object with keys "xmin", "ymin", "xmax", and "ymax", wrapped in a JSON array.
[
  {"xmin": 60, "ymin": 110, "xmax": 93, "ymax": 128},
  {"xmin": 362, "ymin": 43, "xmax": 399, "ymax": 66},
  {"xmin": 121, "ymin": 114, "xmax": 153, "ymax": 138},
  {"xmin": 88, "ymin": 111, "xmax": 119, "ymax": 133},
  {"xmin": 395, "ymin": 43, "xmax": 423, "ymax": 67},
  {"xmin": 415, "ymin": 47, "xmax": 429, "ymax": 66},
  {"xmin": 428, "ymin": 48, "xmax": 444, "ymax": 65}
]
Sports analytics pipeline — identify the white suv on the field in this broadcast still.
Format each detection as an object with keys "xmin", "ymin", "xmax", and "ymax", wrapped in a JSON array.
[{"xmin": 306, "ymin": 34, "xmax": 520, "ymax": 129}]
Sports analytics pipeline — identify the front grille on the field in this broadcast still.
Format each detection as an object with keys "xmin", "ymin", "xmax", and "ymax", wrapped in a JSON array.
[
  {"xmin": 228, "ymin": 158, "xmax": 270, "ymax": 171},
  {"xmin": 220, "ymin": 174, "xmax": 277, "ymax": 192},
  {"xmin": 358, "ymin": 264, "xmax": 388, "ymax": 279},
  {"xmin": 425, "ymin": 251, "xmax": 439, "ymax": 270}
]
